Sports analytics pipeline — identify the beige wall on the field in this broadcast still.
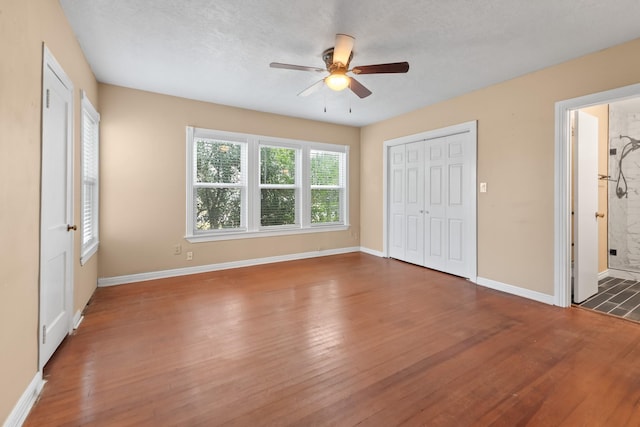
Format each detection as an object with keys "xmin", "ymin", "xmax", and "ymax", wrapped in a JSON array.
[
  {"xmin": 361, "ymin": 38, "xmax": 640, "ymax": 296},
  {"xmin": 0, "ymin": 0, "xmax": 98, "ymax": 423},
  {"xmin": 580, "ymin": 105, "xmax": 609, "ymax": 273},
  {"xmin": 98, "ymin": 85, "xmax": 360, "ymax": 278}
]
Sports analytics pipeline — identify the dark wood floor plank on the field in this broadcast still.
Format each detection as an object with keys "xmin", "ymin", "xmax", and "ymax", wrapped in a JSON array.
[{"xmin": 24, "ymin": 253, "xmax": 640, "ymax": 426}]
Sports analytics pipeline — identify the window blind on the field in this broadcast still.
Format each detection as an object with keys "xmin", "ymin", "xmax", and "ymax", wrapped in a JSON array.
[{"xmin": 80, "ymin": 91, "xmax": 100, "ymax": 264}]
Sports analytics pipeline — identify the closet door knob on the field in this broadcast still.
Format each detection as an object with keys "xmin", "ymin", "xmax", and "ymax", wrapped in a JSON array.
[{"xmin": 595, "ymin": 212, "xmax": 605, "ymax": 219}]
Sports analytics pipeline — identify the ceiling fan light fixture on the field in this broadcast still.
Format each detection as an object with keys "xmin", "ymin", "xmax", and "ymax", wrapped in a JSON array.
[{"xmin": 325, "ymin": 72, "xmax": 350, "ymax": 91}]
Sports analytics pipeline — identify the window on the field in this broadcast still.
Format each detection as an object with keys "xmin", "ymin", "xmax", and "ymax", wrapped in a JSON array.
[
  {"xmin": 260, "ymin": 145, "xmax": 299, "ymax": 227},
  {"xmin": 186, "ymin": 127, "xmax": 349, "ymax": 241},
  {"xmin": 193, "ymin": 137, "xmax": 247, "ymax": 232},
  {"xmin": 310, "ymin": 150, "xmax": 345, "ymax": 224},
  {"xmin": 80, "ymin": 91, "xmax": 100, "ymax": 265}
]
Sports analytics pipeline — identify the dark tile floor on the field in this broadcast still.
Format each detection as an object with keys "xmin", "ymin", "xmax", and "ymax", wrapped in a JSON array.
[{"xmin": 578, "ymin": 277, "xmax": 640, "ymax": 322}]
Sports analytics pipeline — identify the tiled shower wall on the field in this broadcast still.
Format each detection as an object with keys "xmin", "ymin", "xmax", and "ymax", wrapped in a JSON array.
[{"xmin": 609, "ymin": 105, "xmax": 640, "ymax": 272}]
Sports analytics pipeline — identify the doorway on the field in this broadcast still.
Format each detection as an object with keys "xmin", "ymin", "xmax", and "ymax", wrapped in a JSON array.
[
  {"xmin": 39, "ymin": 46, "xmax": 75, "ymax": 369},
  {"xmin": 573, "ymin": 99, "xmax": 640, "ymax": 321},
  {"xmin": 555, "ymin": 82, "xmax": 640, "ymax": 309}
]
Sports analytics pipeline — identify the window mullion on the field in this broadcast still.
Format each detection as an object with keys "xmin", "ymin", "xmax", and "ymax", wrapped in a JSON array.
[
  {"xmin": 248, "ymin": 138, "xmax": 260, "ymax": 231},
  {"xmin": 301, "ymin": 145, "xmax": 310, "ymax": 228}
]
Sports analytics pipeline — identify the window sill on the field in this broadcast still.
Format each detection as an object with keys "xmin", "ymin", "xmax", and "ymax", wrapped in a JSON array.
[
  {"xmin": 185, "ymin": 224, "xmax": 350, "ymax": 243},
  {"xmin": 80, "ymin": 241, "xmax": 99, "ymax": 266}
]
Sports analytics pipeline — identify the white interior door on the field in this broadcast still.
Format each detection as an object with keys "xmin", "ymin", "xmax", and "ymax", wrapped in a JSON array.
[
  {"xmin": 424, "ymin": 133, "xmax": 475, "ymax": 278},
  {"xmin": 40, "ymin": 47, "xmax": 74, "ymax": 369},
  {"xmin": 404, "ymin": 141, "xmax": 425, "ymax": 265},
  {"xmin": 424, "ymin": 139, "xmax": 446, "ymax": 271},
  {"xmin": 388, "ymin": 145, "xmax": 406, "ymax": 260},
  {"xmin": 573, "ymin": 111, "xmax": 599, "ymax": 303}
]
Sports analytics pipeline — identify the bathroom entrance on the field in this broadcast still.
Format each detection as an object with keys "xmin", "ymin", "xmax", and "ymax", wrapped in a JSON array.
[
  {"xmin": 554, "ymin": 82, "xmax": 640, "ymax": 311},
  {"xmin": 569, "ymin": 95, "xmax": 640, "ymax": 320}
]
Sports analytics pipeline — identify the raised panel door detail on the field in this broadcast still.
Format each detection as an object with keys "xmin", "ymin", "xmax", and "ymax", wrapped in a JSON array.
[
  {"xmin": 430, "ymin": 145, "xmax": 443, "ymax": 161},
  {"xmin": 449, "ymin": 141, "xmax": 463, "ymax": 158},
  {"xmin": 448, "ymin": 219, "xmax": 463, "ymax": 262},
  {"xmin": 392, "ymin": 214, "xmax": 404, "ymax": 248},
  {"xmin": 393, "ymin": 152, "xmax": 404, "ymax": 165},
  {"xmin": 407, "ymin": 147, "xmax": 419, "ymax": 163},
  {"xmin": 407, "ymin": 215, "xmax": 420, "ymax": 252},
  {"xmin": 430, "ymin": 218, "xmax": 444, "ymax": 257},
  {"xmin": 448, "ymin": 163, "xmax": 463, "ymax": 206},
  {"xmin": 407, "ymin": 167, "xmax": 419, "ymax": 204},
  {"xmin": 393, "ymin": 169, "xmax": 403, "ymax": 203},
  {"xmin": 430, "ymin": 166, "xmax": 442, "ymax": 206}
]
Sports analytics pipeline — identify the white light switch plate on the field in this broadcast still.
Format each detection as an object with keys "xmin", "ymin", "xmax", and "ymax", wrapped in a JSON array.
[{"xmin": 480, "ymin": 182, "xmax": 487, "ymax": 193}]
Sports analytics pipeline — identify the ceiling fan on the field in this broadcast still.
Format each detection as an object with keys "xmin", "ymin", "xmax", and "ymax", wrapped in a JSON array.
[{"xmin": 270, "ymin": 34, "xmax": 409, "ymax": 99}]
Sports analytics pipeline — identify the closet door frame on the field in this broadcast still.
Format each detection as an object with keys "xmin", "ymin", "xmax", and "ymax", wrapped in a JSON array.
[{"xmin": 383, "ymin": 120, "xmax": 478, "ymax": 281}]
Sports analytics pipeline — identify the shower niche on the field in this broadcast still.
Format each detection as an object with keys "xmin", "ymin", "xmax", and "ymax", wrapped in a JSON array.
[{"xmin": 608, "ymin": 99, "xmax": 640, "ymax": 275}]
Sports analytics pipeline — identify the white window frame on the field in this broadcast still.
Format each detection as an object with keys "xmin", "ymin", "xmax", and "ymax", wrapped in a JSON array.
[
  {"xmin": 80, "ymin": 90, "xmax": 100, "ymax": 265},
  {"xmin": 310, "ymin": 149, "xmax": 347, "ymax": 226},
  {"xmin": 257, "ymin": 142, "xmax": 301, "ymax": 229},
  {"xmin": 186, "ymin": 127, "xmax": 349, "ymax": 242},
  {"xmin": 187, "ymin": 128, "xmax": 248, "ymax": 235}
]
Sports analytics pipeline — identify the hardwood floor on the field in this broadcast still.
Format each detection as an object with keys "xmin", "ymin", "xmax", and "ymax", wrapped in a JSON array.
[{"xmin": 25, "ymin": 253, "xmax": 640, "ymax": 426}]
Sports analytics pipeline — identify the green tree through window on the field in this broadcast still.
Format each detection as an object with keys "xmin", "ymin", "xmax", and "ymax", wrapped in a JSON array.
[
  {"xmin": 187, "ymin": 127, "xmax": 348, "ymax": 239},
  {"xmin": 195, "ymin": 139, "xmax": 244, "ymax": 230},
  {"xmin": 311, "ymin": 150, "xmax": 343, "ymax": 224},
  {"xmin": 260, "ymin": 146, "xmax": 296, "ymax": 226}
]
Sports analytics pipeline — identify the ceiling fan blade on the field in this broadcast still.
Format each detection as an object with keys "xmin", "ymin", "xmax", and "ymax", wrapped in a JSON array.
[
  {"xmin": 333, "ymin": 34, "xmax": 354, "ymax": 66},
  {"xmin": 270, "ymin": 62, "xmax": 325, "ymax": 73},
  {"xmin": 352, "ymin": 62, "xmax": 410, "ymax": 74},
  {"xmin": 349, "ymin": 77, "xmax": 372, "ymax": 99},
  {"xmin": 298, "ymin": 79, "xmax": 325, "ymax": 97}
]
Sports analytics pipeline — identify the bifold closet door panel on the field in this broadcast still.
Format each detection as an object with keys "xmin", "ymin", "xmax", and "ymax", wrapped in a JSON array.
[{"xmin": 388, "ymin": 144, "xmax": 406, "ymax": 260}]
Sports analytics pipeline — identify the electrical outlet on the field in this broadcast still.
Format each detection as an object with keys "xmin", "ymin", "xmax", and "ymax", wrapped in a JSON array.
[
  {"xmin": 186, "ymin": 251, "xmax": 193, "ymax": 261},
  {"xmin": 173, "ymin": 244, "xmax": 182, "ymax": 255}
]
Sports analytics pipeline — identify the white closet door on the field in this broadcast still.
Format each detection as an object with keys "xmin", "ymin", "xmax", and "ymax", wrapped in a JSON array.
[
  {"xmin": 404, "ymin": 141, "xmax": 425, "ymax": 265},
  {"xmin": 388, "ymin": 144, "xmax": 406, "ymax": 260},
  {"xmin": 387, "ymin": 123, "xmax": 476, "ymax": 280},
  {"xmin": 424, "ymin": 133, "xmax": 475, "ymax": 278},
  {"xmin": 424, "ymin": 139, "xmax": 446, "ymax": 271}
]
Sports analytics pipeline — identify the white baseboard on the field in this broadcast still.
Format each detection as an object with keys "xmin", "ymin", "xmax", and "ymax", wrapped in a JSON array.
[
  {"xmin": 476, "ymin": 277, "xmax": 555, "ymax": 305},
  {"xmin": 73, "ymin": 310, "xmax": 84, "ymax": 330},
  {"xmin": 606, "ymin": 268, "xmax": 640, "ymax": 282},
  {"xmin": 598, "ymin": 269, "xmax": 610, "ymax": 281},
  {"xmin": 98, "ymin": 246, "xmax": 361, "ymax": 287},
  {"xmin": 359, "ymin": 247, "xmax": 384, "ymax": 257},
  {"xmin": 3, "ymin": 372, "xmax": 45, "ymax": 427}
]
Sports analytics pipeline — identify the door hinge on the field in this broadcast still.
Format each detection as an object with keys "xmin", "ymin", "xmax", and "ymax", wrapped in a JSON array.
[
  {"xmin": 571, "ymin": 127, "xmax": 574, "ymax": 137},
  {"xmin": 45, "ymin": 89, "xmax": 50, "ymax": 109},
  {"xmin": 42, "ymin": 325, "xmax": 46, "ymax": 344}
]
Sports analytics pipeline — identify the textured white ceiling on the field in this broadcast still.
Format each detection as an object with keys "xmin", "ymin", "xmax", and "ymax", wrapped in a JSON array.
[{"xmin": 60, "ymin": 0, "xmax": 640, "ymax": 127}]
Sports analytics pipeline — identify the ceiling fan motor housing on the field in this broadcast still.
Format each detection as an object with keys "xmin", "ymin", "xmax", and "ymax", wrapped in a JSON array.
[{"xmin": 322, "ymin": 47, "xmax": 353, "ymax": 72}]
